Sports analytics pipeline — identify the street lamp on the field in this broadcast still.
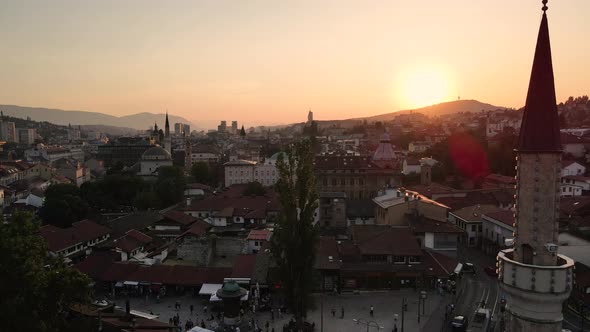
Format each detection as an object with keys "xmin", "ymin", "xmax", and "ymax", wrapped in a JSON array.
[
  {"xmin": 417, "ymin": 290, "xmax": 428, "ymax": 322},
  {"xmin": 352, "ymin": 318, "xmax": 384, "ymax": 332}
]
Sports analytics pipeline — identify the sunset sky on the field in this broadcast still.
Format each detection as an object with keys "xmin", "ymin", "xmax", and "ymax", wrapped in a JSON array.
[{"xmin": 1, "ymin": 0, "xmax": 588, "ymax": 129}]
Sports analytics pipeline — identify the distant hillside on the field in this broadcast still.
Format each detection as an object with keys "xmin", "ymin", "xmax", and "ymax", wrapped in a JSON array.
[
  {"xmin": 79, "ymin": 124, "xmax": 140, "ymax": 136},
  {"xmin": 0, "ymin": 105, "xmax": 194, "ymax": 130},
  {"xmin": 360, "ymin": 99, "xmax": 503, "ymax": 122}
]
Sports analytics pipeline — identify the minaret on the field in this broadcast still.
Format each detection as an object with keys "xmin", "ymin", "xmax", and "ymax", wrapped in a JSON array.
[
  {"xmin": 163, "ymin": 111, "xmax": 172, "ymax": 154},
  {"xmin": 497, "ymin": 2, "xmax": 573, "ymax": 331}
]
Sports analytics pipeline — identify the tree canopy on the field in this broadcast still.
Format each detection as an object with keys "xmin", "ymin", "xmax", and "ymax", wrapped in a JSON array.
[
  {"xmin": 270, "ymin": 139, "xmax": 319, "ymax": 328},
  {"xmin": 40, "ymin": 184, "xmax": 88, "ymax": 227},
  {"xmin": 0, "ymin": 212, "xmax": 92, "ymax": 332},
  {"xmin": 190, "ymin": 161, "xmax": 212, "ymax": 185},
  {"xmin": 155, "ymin": 166, "xmax": 186, "ymax": 207}
]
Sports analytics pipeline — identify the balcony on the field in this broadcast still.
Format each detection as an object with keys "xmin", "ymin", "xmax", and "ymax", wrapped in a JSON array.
[{"xmin": 497, "ymin": 248, "xmax": 574, "ymax": 294}]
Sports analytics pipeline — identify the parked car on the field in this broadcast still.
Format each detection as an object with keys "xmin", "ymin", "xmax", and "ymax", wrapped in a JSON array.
[
  {"xmin": 462, "ymin": 262, "xmax": 477, "ymax": 274},
  {"xmin": 450, "ymin": 315, "xmax": 468, "ymax": 331},
  {"xmin": 484, "ymin": 265, "xmax": 498, "ymax": 277}
]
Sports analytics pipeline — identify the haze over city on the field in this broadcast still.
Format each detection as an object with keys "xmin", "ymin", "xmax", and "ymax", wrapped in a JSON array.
[{"xmin": 1, "ymin": 0, "xmax": 589, "ymax": 128}]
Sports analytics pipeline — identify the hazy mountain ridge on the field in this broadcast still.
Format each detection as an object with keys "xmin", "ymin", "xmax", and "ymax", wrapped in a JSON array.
[
  {"xmin": 0, "ymin": 105, "xmax": 193, "ymax": 130},
  {"xmin": 357, "ymin": 99, "xmax": 504, "ymax": 122}
]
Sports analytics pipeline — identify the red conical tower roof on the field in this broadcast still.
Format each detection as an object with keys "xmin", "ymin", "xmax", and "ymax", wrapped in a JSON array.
[{"xmin": 517, "ymin": 5, "xmax": 561, "ymax": 152}]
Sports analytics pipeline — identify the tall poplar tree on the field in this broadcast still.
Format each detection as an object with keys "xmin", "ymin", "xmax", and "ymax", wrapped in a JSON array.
[{"xmin": 271, "ymin": 139, "xmax": 319, "ymax": 328}]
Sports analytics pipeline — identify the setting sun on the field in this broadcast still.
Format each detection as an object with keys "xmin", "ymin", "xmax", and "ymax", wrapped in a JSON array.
[{"xmin": 399, "ymin": 66, "xmax": 455, "ymax": 109}]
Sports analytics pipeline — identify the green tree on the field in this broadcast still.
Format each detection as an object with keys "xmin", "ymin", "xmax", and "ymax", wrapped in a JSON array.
[
  {"xmin": 156, "ymin": 166, "xmax": 186, "ymax": 207},
  {"xmin": 133, "ymin": 191, "xmax": 161, "ymax": 210},
  {"xmin": 0, "ymin": 212, "xmax": 92, "ymax": 332},
  {"xmin": 240, "ymin": 125, "xmax": 246, "ymax": 136},
  {"xmin": 191, "ymin": 162, "xmax": 211, "ymax": 184},
  {"xmin": 271, "ymin": 139, "xmax": 319, "ymax": 328},
  {"xmin": 40, "ymin": 184, "xmax": 88, "ymax": 227}
]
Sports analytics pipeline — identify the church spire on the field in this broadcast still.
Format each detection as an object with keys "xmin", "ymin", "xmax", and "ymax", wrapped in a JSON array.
[
  {"xmin": 517, "ymin": 0, "xmax": 561, "ymax": 152},
  {"xmin": 165, "ymin": 110, "xmax": 170, "ymax": 138}
]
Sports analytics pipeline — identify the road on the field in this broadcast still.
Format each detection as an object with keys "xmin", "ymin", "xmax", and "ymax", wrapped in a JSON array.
[{"xmin": 433, "ymin": 246, "xmax": 500, "ymax": 332}]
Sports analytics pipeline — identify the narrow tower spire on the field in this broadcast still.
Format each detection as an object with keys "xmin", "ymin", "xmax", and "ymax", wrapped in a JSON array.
[
  {"xmin": 517, "ymin": 0, "xmax": 560, "ymax": 152},
  {"xmin": 165, "ymin": 110, "xmax": 170, "ymax": 138}
]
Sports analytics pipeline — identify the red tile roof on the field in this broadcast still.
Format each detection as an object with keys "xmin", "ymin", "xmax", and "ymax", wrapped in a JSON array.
[
  {"xmin": 517, "ymin": 12, "xmax": 561, "ymax": 152},
  {"xmin": 350, "ymin": 225, "xmax": 422, "ymax": 256},
  {"xmin": 484, "ymin": 173, "xmax": 516, "ymax": 185},
  {"xmin": 483, "ymin": 210, "xmax": 515, "ymax": 227},
  {"xmin": 113, "ymin": 229, "xmax": 152, "ymax": 253},
  {"xmin": 409, "ymin": 216, "xmax": 464, "ymax": 234},
  {"xmin": 423, "ymin": 250, "xmax": 458, "ymax": 277},
  {"xmin": 40, "ymin": 220, "xmax": 111, "ymax": 252},
  {"xmin": 247, "ymin": 229, "xmax": 272, "ymax": 241},
  {"xmin": 315, "ymin": 237, "xmax": 341, "ymax": 270},
  {"xmin": 231, "ymin": 254, "xmax": 257, "ymax": 278},
  {"xmin": 162, "ymin": 210, "xmax": 198, "ymax": 226},
  {"xmin": 126, "ymin": 229, "xmax": 152, "ymax": 244},
  {"xmin": 98, "ymin": 263, "xmax": 231, "ymax": 286},
  {"xmin": 179, "ymin": 219, "xmax": 211, "ymax": 238}
]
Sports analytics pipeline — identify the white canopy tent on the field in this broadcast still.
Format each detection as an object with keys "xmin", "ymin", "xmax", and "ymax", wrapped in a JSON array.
[{"xmin": 198, "ymin": 283, "xmax": 223, "ymax": 296}]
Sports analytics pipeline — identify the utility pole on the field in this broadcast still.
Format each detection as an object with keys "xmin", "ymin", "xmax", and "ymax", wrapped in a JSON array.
[
  {"xmin": 401, "ymin": 297, "xmax": 406, "ymax": 332},
  {"xmin": 320, "ymin": 290, "xmax": 323, "ymax": 332}
]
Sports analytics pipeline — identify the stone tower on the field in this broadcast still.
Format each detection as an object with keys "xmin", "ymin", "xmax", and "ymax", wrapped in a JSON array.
[{"xmin": 497, "ymin": 2, "xmax": 574, "ymax": 331}]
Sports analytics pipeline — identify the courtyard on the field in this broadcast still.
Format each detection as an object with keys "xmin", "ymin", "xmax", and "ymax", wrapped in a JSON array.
[{"xmin": 109, "ymin": 289, "xmax": 447, "ymax": 331}]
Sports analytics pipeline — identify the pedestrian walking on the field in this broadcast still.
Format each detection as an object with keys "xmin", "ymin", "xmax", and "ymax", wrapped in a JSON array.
[
  {"xmin": 340, "ymin": 306, "xmax": 344, "ymax": 319},
  {"xmin": 190, "ymin": 304, "xmax": 194, "ymax": 315},
  {"xmin": 331, "ymin": 308, "xmax": 336, "ymax": 317},
  {"xmin": 266, "ymin": 321, "xmax": 270, "ymax": 332},
  {"xmin": 203, "ymin": 305, "xmax": 208, "ymax": 314},
  {"xmin": 271, "ymin": 308, "xmax": 274, "ymax": 320},
  {"xmin": 278, "ymin": 307, "xmax": 282, "ymax": 318},
  {"xmin": 370, "ymin": 305, "xmax": 374, "ymax": 317},
  {"xmin": 201, "ymin": 319, "xmax": 206, "ymax": 328}
]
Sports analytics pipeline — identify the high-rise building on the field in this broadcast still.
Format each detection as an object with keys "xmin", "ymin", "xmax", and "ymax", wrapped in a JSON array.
[
  {"xmin": 174, "ymin": 123, "xmax": 182, "ymax": 136},
  {"xmin": 0, "ymin": 121, "xmax": 17, "ymax": 142},
  {"xmin": 17, "ymin": 128, "xmax": 36, "ymax": 145},
  {"xmin": 218, "ymin": 121, "xmax": 227, "ymax": 133},
  {"xmin": 231, "ymin": 121, "xmax": 238, "ymax": 134},
  {"xmin": 497, "ymin": 2, "xmax": 574, "ymax": 331}
]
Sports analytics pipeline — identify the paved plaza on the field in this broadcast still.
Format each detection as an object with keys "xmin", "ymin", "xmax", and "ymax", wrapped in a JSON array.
[{"xmin": 110, "ymin": 289, "xmax": 448, "ymax": 332}]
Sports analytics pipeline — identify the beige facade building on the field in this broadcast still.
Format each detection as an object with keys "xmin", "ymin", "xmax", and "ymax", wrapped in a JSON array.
[{"xmin": 373, "ymin": 188, "xmax": 448, "ymax": 226}]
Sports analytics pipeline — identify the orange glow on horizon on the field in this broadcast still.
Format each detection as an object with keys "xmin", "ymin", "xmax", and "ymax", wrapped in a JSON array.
[{"xmin": 397, "ymin": 66, "xmax": 456, "ymax": 110}]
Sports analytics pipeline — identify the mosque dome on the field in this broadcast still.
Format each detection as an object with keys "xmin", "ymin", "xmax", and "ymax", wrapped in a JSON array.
[{"xmin": 142, "ymin": 146, "xmax": 172, "ymax": 160}]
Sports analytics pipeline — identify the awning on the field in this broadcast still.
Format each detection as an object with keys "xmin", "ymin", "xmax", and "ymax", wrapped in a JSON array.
[
  {"xmin": 198, "ymin": 283, "xmax": 222, "ymax": 296},
  {"xmin": 123, "ymin": 281, "xmax": 139, "ymax": 286},
  {"xmin": 130, "ymin": 310, "xmax": 158, "ymax": 320},
  {"xmin": 209, "ymin": 291, "xmax": 249, "ymax": 303},
  {"xmin": 188, "ymin": 326, "xmax": 216, "ymax": 332}
]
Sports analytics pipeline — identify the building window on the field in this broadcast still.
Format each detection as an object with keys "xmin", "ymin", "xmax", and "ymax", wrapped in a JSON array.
[
  {"xmin": 350, "ymin": 178, "xmax": 355, "ymax": 185},
  {"xmin": 471, "ymin": 225, "xmax": 476, "ymax": 232},
  {"xmin": 393, "ymin": 256, "xmax": 405, "ymax": 264},
  {"xmin": 331, "ymin": 178, "xmax": 337, "ymax": 186},
  {"xmin": 409, "ymin": 256, "xmax": 421, "ymax": 264},
  {"xmin": 359, "ymin": 179, "xmax": 364, "ymax": 185},
  {"xmin": 341, "ymin": 178, "xmax": 346, "ymax": 185}
]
